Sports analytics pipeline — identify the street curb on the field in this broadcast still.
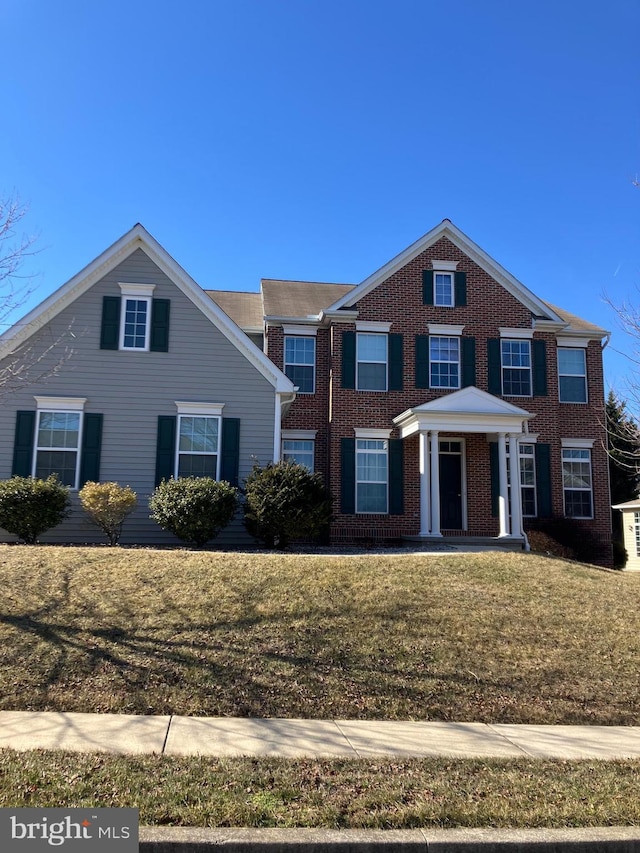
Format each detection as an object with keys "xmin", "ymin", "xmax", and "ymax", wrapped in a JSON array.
[{"xmin": 138, "ymin": 825, "xmax": 640, "ymax": 852}]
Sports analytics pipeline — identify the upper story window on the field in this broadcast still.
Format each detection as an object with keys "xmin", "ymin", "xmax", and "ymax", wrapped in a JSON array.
[
  {"xmin": 33, "ymin": 397, "xmax": 86, "ymax": 489},
  {"xmin": 434, "ymin": 272, "xmax": 454, "ymax": 307},
  {"xmin": 422, "ymin": 261, "xmax": 466, "ymax": 308},
  {"xmin": 430, "ymin": 336, "xmax": 460, "ymax": 389},
  {"xmin": 558, "ymin": 347, "xmax": 587, "ymax": 403},
  {"xmin": 100, "ymin": 285, "xmax": 170, "ymax": 353},
  {"xmin": 357, "ymin": 332, "xmax": 388, "ymax": 391},
  {"xmin": 501, "ymin": 339, "xmax": 532, "ymax": 396},
  {"xmin": 119, "ymin": 284, "xmax": 155, "ymax": 351},
  {"xmin": 175, "ymin": 403, "xmax": 224, "ymax": 479},
  {"xmin": 284, "ymin": 335, "xmax": 316, "ymax": 394}
]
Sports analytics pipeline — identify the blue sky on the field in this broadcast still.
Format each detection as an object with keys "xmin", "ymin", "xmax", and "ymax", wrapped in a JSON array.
[{"xmin": 2, "ymin": 0, "xmax": 639, "ymax": 391}]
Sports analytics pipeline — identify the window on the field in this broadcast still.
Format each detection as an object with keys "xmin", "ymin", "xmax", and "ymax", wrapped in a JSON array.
[
  {"xmin": 284, "ymin": 336, "xmax": 316, "ymax": 393},
  {"xmin": 177, "ymin": 415, "xmax": 220, "ymax": 478},
  {"xmin": 34, "ymin": 410, "xmax": 81, "ymax": 488},
  {"xmin": 519, "ymin": 444, "xmax": 537, "ymax": 517},
  {"xmin": 356, "ymin": 438, "xmax": 388, "ymax": 513},
  {"xmin": 562, "ymin": 448, "xmax": 593, "ymax": 518},
  {"xmin": 558, "ymin": 348, "xmax": 587, "ymax": 403},
  {"xmin": 121, "ymin": 297, "xmax": 151, "ymax": 350},
  {"xmin": 430, "ymin": 336, "xmax": 460, "ymax": 389},
  {"xmin": 635, "ymin": 512, "xmax": 640, "ymax": 557},
  {"xmin": 501, "ymin": 339, "xmax": 531, "ymax": 396},
  {"xmin": 282, "ymin": 439, "xmax": 314, "ymax": 472},
  {"xmin": 434, "ymin": 272, "xmax": 454, "ymax": 307},
  {"xmin": 357, "ymin": 333, "xmax": 387, "ymax": 391}
]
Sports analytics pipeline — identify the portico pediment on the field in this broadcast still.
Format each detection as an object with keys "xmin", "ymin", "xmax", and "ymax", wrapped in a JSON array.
[{"xmin": 393, "ymin": 386, "xmax": 534, "ymax": 437}]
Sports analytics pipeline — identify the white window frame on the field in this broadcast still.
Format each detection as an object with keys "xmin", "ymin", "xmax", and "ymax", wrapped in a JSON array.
[
  {"xmin": 355, "ymin": 436, "xmax": 389, "ymax": 514},
  {"xmin": 501, "ymin": 338, "xmax": 532, "ymax": 397},
  {"xmin": 33, "ymin": 396, "xmax": 86, "ymax": 490},
  {"xmin": 282, "ymin": 439, "xmax": 315, "ymax": 472},
  {"xmin": 558, "ymin": 347, "xmax": 588, "ymax": 404},
  {"xmin": 356, "ymin": 332, "xmax": 388, "ymax": 392},
  {"xmin": 635, "ymin": 511, "xmax": 640, "ymax": 557},
  {"xmin": 174, "ymin": 402, "xmax": 224, "ymax": 480},
  {"xmin": 429, "ymin": 335, "xmax": 461, "ymax": 389},
  {"xmin": 519, "ymin": 443, "xmax": 537, "ymax": 518},
  {"xmin": 561, "ymin": 445, "xmax": 594, "ymax": 519},
  {"xmin": 434, "ymin": 271, "xmax": 454, "ymax": 307},
  {"xmin": 284, "ymin": 335, "xmax": 316, "ymax": 394},
  {"xmin": 118, "ymin": 283, "xmax": 156, "ymax": 351}
]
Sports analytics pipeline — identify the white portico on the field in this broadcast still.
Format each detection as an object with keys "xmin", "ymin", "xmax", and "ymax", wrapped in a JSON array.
[{"xmin": 393, "ymin": 386, "xmax": 534, "ymax": 540}]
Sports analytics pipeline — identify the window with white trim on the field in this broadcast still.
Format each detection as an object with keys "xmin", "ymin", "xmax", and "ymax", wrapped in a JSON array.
[
  {"xmin": 282, "ymin": 439, "xmax": 314, "ymax": 472},
  {"xmin": 356, "ymin": 438, "xmax": 388, "ymax": 513},
  {"xmin": 33, "ymin": 399, "xmax": 86, "ymax": 489},
  {"xmin": 519, "ymin": 444, "xmax": 537, "ymax": 517},
  {"xmin": 118, "ymin": 283, "xmax": 156, "ymax": 351},
  {"xmin": 357, "ymin": 333, "xmax": 387, "ymax": 391},
  {"xmin": 430, "ymin": 336, "xmax": 460, "ymax": 389},
  {"xmin": 501, "ymin": 339, "xmax": 532, "ymax": 396},
  {"xmin": 177, "ymin": 415, "xmax": 221, "ymax": 478},
  {"xmin": 434, "ymin": 272, "xmax": 454, "ymax": 306},
  {"xmin": 284, "ymin": 336, "xmax": 316, "ymax": 393},
  {"xmin": 635, "ymin": 512, "xmax": 640, "ymax": 557},
  {"xmin": 562, "ymin": 447, "xmax": 593, "ymax": 518},
  {"xmin": 558, "ymin": 348, "xmax": 587, "ymax": 403}
]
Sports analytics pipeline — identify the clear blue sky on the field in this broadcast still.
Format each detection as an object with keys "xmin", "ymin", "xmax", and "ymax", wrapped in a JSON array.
[{"xmin": 2, "ymin": 0, "xmax": 639, "ymax": 392}]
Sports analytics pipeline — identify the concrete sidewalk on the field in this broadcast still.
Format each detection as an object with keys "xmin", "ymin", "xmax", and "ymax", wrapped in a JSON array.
[{"xmin": 2, "ymin": 711, "xmax": 640, "ymax": 759}]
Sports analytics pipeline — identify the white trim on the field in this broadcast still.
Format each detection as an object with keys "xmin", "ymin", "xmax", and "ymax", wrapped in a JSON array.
[
  {"xmin": 284, "ymin": 334, "xmax": 316, "ymax": 394},
  {"xmin": 33, "ymin": 406, "xmax": 84, "ymax": 491},
  {"xmin": 433, "ymin": 271, "xmax": 454, "ymax": 307},
  {"xmin": 282, "ymin": 429, "xmax": 318, "ymax": 439},
  {"xmin": 499, "ymin": 327, "xmax": 534, "ymax": 339},
  {"xmin": 175, "ymin": 401, "xmax": 225, "ymax": 416},
  {"xmin": 119, "ymin": 294, "xmax": 151, "ymax": 351},
  {"xmin": 34, "ymin": 396, "xmax": 87, "ymax": 411},
  {"xmin": 431, "ymin": 259, "xmax": 458, "ymax": 270},
  {"xmin": 355, "ymin": 321, "xmax": 392, "ymax": 332},
  {"xmin": 354, "ymin": 428, "xmax": 392, "ymax": 439},
  {"xmin": 175, "ymin": 412, "xmax": 221, "ymax": 481},
  {"xmin": 428, "ymin": 323, "xmax": 465, "ymax": 335},
  {"xmin": 556, "ymin": 336, "xmax": 589, "ymax": 348},
  {"xmin": 281, "ymin": 437, "xmax": 315, "ymax": 472},
  {"xmin": 356, "ymin": 331, "xmax": 388, "ymax": 392},
  {"xmin": 429, "ymin": 334, "xmax": 461, "ymax": 391},
  {"xmin": 118, "ymin": 282, "xmax": 156, "ymax": 297},
  {"xmin": 439, "ymin": 436, "xmax": 468, "ymax": 531},
  {"xmin": 561, "ymin": 438, "xmax": 595, "ymax": 448},
  {"xmin": 355, "ymin": 436, "xmax": 389, "ymax": 515},
  {"xmin": 282, "ymin": 324, "xmax": 318, "ymax": 336},
  {"xmin": 273, "ymin": 395, "xmax": 281, "ymax": 462}
]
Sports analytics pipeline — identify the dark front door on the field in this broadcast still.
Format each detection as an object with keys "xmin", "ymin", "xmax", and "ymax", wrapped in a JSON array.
[{"xmin": 439, "ymin": 447, "xmax": 463, "ymax": 530}]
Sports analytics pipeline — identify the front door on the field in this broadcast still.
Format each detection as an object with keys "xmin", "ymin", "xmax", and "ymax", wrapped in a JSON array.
[{"xmin": 439, "ymin": 441, "xmax": 463, "ymax": 529}]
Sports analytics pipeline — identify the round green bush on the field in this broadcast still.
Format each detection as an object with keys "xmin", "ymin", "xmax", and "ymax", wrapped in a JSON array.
[
  {"xmin": 149, "ymin": 477, "xmax": 238, "ymax": 547},
  {"xmin": 0, "ymin": 476, "xmax": 71, "ymax": 544}
]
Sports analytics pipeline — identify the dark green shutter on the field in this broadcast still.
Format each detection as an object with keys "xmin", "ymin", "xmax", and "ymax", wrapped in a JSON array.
[
  {"xmin": 454, "ymin": 271, "xmax": 467, "ymax": 306},
  {"xmin": 100, "ymin": 296, "xmax": 121, "ymax": 350},
  {"xmin": 535, "ymin": 443, "xmax": 552, "ymax": 517},
  {"xmin": 532, "ymin": 339, "xmax": 548, "ymax": 397},
  {"xmin": 415, "ymin": 335, "xmax": 429, "ymax": 388},
  {"xmin": 12, "ymin": 411, "xmax": 36, "ymax": 476},
  {"xmin": 340, "ymin": 437, "xmax": 355, "ymax": 514},
  {"xmin": 79, "ymin": 414, "xmax": 103, "ymax": 486},
  {"xmin": 388, "ymin": 333, "xmax": 404, "ymax": 391},
  {"xmin": 489, "ymin": 441, "xmax": 499, "ymax": 517},
  {"xmin": 487, "ymin": 339, "xmax": 502, "ymax": 395},
  {"xmin": 155, "ymin": 416, "xmax": 176, "ymax": 486},
  {"xmin": 220, "ymin": 418, "xmax": 240, "ymax": 486},
  {"xmin": 422, "ymin": 270, "xmax": 434, "ymax": 305},
  {"xmin": 461, "ymin": 337, "xmax": 476, "ymax": 387},
  {"xmin": 150, "ymin": 298, "xmax": 170, "ymax": 352},
  {"xmin": 389, "ymin": 439, "xmax": 404, "ymax": 515},
  {"xmin": 341, "ymin": 331, "xmax": 356, "ymax": 389}
]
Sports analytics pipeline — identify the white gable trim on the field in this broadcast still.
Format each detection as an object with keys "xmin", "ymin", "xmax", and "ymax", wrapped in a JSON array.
[
  {"xmin": 326, "ymin": 220, "xmax": 565, "ymax": 323},
  {"xmin": 0, "ymin": 225, "xmax": 295, "ymax": 395}
]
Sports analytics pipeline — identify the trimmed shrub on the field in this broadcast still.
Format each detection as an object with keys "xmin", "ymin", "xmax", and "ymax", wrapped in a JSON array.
[
  {"xmin": 244, "ymin": 461, "xmax": 333, "ymax": 549},
  {"xmin": 0, "ymin": 476, "xmax": 70, "ymax": 544},
  {"xmin": 149, "ymin": 477, "xmax": 238, "ymax": 547},
  {"xmin": 79, "ymin": 481, "xmax": 138, "ymax": 545}
]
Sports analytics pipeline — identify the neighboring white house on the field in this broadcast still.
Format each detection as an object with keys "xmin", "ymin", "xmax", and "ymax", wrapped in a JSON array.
[{"xmin": 612, "ymin": 498, "xmax": 640, "ymax": 571}]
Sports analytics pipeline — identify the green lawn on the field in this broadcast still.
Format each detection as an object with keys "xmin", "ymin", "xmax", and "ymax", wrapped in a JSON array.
[{"xmin": 0, "ymin": 545, "xmax": 639, "ymax": 723}]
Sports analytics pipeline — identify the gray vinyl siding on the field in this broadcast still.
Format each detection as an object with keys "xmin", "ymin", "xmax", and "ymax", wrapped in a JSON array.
[{"xmin": 0, "ymin": 249, "xmax": 276, "ymax": 545}]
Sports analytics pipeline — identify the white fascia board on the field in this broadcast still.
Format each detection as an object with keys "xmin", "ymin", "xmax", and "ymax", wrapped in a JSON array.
[
  {"xmin": 265, "ymin": 315, "xmax": 321, "ymax": 325},
  {"xmin": 325, "ymin": 220, "xmax": 564, "ymax": 322},
  {"xmin": 394, "ymin": 410, "xmax": 532, "ymax": 439},
  {"xmin": 319, "ymin": 309, "xmax": 359, "ymax": 324}
]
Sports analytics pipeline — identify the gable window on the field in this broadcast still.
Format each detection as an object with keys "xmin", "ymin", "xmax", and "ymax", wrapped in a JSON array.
[
  {"xmin": 284, "ymin": 336, "xmax": 316, "ymax": 394},
  {"xmin": 558, "ymin": 348, "xmax": 587, "ymax": 403},
  {"xmin": 282, "ymin": 439, "xmax": 314, "ymax": 472},
  {"xmin": 562, "ymin": 446, "xmax": 593, "ymax": 518},
  {"xmin": 121, "ymin": 297, "xmax": 151, "ymax": 349},
  {"xmin": 434, "ymin": 272, "xmax": 454, "ymax": 307},
  {"xmin": 430, "ymin": 336, "xmax": 460, "ymax": 389},
  {"xmin": 101, "ymin": 284, "xmax": 170, "ymax": 353},
  {"xmin": 356, "ymin": 438, "xmax": 388, "ymax": 513},
  {"xmin": 501, "ymin": 339, "xmax": 532, "ymax": 396},
  {"xmin": 357, "ymin": 333, "xmax": 387, "ymax": 391}
]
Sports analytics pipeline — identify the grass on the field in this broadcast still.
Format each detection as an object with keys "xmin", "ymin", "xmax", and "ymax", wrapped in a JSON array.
[
  {"xmin": 0, "ymin": 545, "xmax": 639, "ymax": 723},
  {"xmin": 1, "ymin": 751, "xmax": 640, "ymax": 829}
]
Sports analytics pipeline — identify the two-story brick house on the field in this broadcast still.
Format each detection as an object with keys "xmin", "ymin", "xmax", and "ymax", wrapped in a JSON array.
[{"xmin": 0, "ymin": 220, "xmax": 611, "ymax": 561}]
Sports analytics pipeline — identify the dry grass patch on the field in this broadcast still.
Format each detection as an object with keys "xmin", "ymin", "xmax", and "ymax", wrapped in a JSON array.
[{"xmin": 0, "ymin": 546, "xmax": 639, "ymax": 722}]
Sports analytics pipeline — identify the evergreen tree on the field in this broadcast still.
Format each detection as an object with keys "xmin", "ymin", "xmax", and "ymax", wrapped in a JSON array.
[{"xmin": 607, "ymin": 390, "xmax": 640, "ymax": 505}]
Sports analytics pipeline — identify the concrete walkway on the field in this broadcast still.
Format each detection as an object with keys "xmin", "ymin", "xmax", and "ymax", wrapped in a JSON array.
[{"xmin": 2, "ymin": 711, "xmax": 640, "ymax": 759}]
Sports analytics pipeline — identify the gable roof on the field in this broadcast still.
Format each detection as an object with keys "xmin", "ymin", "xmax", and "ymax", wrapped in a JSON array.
[{"xmin": 0, "ymin": 224, "xmax": 295, "ymax": 394}]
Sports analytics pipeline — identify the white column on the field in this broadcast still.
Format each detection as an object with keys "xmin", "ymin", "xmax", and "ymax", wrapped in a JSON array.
[
  {"xmin": 430, "ymin": 430, "xmax": 441, "ymax": 536},
  {"xmin": 508, "ymin": 433, "xmax": 523, "ymax": 538},
  {"xmin": 419, "ymin": 432, "xmax": 431, "ymax": 536},
  {"xmin": 497, "ymin": 432, "xmax": 510, "ymax": 537}
]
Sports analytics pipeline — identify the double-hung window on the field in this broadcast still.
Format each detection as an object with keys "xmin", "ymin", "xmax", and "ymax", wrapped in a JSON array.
[
  {"xmin": 434, "ymin": 272, "xmax": 454, "ymax": 307},
  {"xmin": 558, "ymin": 348, "xmax": 587, "ymax": 403},
  {"xmin": 284, "ymin": 336, "xmax": 316, "ymax": 394},
  {"xmin": 119, "ymin": 284, "xmax": 156, "ymax": 351},
  {"xmin": 501, "ymin": 339, "xmax": 532, "ymax": 396},
  {"xmin": 430, "ymin": 336, "xmax": 460, "ymax": 389},
  {"xmin": 33, "ymin": 397, "xmax": 86, "ymax": 489},
  {"xmin": 356, "ymin": 438, "xmax": 388, "ymax": 513},
  {"xmin": 562, "ymin": 446, "xmax": 593, "ymax": 518},
  {"xmin": 519, "ymin": 444, "xmax": 537, "ymax": 517},
  {"xmin": 282, "ymin": 439, "xmax": 314, "ymax": 472},
  {"xmin": 175, "ymin": 403, "xmax": 224, "ymax": 479},
  {"xmin": 357, "ymin": 333, "xmax": 387, "ymax": 391}
]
